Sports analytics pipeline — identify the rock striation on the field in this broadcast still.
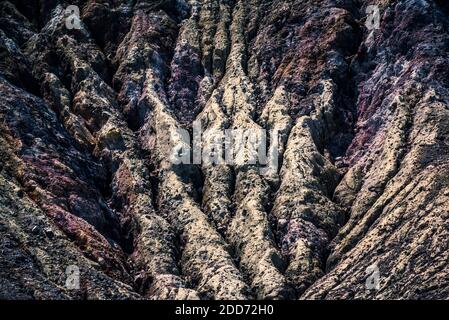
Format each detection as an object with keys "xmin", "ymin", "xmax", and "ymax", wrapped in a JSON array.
[{"xmin": 0, "ymin": 0, "xmax": 448, "ymax": 299}]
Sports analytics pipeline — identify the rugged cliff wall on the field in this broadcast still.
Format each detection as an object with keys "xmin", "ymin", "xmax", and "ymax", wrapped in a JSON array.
[{"xmin": 0, "ymin": 0, "xmax": 448, "ymax": 299}]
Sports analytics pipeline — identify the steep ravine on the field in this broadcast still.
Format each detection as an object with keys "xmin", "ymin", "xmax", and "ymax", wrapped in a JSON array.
[{"xmin": 0, "ymin": 0, "xmax": 448, "ymax": 300}]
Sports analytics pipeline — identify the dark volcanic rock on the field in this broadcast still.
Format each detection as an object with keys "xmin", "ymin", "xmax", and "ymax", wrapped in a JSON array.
[{"xmin": 0, "ymin": 0, "xmax": 448, "ymax": 300}]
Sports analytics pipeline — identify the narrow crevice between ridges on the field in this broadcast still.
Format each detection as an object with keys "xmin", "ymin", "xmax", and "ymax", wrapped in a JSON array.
[{"xmin": 309, "ymin": 1, "xmax": 365, "ymax": 280}]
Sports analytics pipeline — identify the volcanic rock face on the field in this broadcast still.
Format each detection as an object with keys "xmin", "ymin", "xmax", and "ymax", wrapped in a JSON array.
[{"xmin": 0, "ymin": 0, "xmax": 448, "ymax": 300}]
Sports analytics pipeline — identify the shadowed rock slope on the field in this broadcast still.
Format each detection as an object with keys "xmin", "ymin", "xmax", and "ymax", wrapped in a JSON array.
[{"xmin": 0, "ymin": 0, "xmax": 448, "ymax": 299}]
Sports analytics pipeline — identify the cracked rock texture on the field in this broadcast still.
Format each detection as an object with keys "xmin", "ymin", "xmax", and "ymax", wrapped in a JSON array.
[{"xmin": 0, "ymin": 0, "xmax": 448, "ymax": 299}]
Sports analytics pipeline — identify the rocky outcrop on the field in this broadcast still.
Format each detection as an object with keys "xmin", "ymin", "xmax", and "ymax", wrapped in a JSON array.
[
  {"xmin": 0, "ymin": 0, "xmax": 448, "ymax": 300},
  {"xmin": 304, "ymin": 0, "xmax": 449, "ymax": 299}
]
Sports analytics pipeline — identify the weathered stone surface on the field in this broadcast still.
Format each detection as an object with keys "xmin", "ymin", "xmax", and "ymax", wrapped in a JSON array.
[
  {"xmin": 1, "ymin": 0, "xmax": 448, "ymax": 300},
  {"xmin": 303, "ymin": 0, "xmax": 449, "ymax": 299}
]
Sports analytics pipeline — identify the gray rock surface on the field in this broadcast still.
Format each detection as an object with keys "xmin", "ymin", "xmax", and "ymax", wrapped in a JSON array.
[{"xmin": 0, "ymin": 0, "xmax": 448, "ymax": 299}]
